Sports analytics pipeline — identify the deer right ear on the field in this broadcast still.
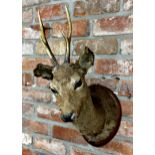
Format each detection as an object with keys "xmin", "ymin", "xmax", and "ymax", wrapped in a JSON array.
[
  {"xmin": 78, "ymin": 47, "xmax": 94, "ymax": 72},
  {"xmin": 33, "ymin": 63, "xmax": 53, "ymax": 80}
]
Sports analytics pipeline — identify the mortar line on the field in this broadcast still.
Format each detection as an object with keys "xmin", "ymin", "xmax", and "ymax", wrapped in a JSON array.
[{"xmin": 22, "ymin": 33, "xmax": 133, "ymax": 43}]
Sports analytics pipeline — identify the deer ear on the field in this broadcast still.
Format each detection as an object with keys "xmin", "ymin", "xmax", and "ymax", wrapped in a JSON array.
[
  {"xmin": 78, "ymin": 47, "xmax": 94, "ymax": 71},
  {"xmin": 33, "ymin": 63, "xmax": 53, "ymax": 80}
]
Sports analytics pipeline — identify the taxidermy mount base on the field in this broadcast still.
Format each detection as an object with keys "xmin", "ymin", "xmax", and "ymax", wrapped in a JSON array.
[{"xmin": 80, "ymin": 84, "xmax": 121, "ymax": 146}]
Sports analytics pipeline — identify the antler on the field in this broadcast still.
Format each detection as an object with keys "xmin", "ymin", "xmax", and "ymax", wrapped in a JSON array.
[
  {"xmin": 38, "ymin": 11, "xmax": 58, "ymax": 66},
  {"xmin": 63, "ymin": 5, "xmax": 72, "ymax": 63}
]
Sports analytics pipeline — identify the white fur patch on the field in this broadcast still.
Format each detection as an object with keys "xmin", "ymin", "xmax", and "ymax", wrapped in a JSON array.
[{"xmin": 52, "ymin": 93, "xmax": 57, "ymax": 103}]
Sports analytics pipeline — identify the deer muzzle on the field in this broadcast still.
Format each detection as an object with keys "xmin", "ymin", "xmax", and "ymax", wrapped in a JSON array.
[{"xmin": 60, "ymin": 112, "xmax": 76, "ymax": 122}]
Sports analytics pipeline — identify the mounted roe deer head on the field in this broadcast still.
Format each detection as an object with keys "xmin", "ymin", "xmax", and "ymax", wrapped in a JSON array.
[{"xmin": 34, "ymin": 5, "xmax": 121, "ymax": 146}]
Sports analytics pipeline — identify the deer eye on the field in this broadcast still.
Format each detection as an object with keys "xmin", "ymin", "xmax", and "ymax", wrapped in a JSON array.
[
  {"xmin": 74, "ymin": 79, "xmax": 82, "ymax": 90},
  {"xmin": 50, "ymin": 88, "xmax": 58, "ymax": 94}
]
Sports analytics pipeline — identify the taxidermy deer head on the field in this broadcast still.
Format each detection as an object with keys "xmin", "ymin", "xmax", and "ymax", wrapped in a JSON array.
[{"xmin": 34, "ymin": 5, "xmax": 121, "ymax": 146}]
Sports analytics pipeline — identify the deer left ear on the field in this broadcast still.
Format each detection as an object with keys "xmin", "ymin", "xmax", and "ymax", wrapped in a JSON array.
[
  {"xmin": 78, "ymin": 47, "xmax": 94, "ymax": 71},
  {"xmin": 33, "ymin": 63, "xmax": 53, "ymax": 80}
]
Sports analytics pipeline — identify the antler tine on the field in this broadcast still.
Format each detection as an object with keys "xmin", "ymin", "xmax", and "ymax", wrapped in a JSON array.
[
  {"xmin": 64, "ymin": 5, "xmax": 72, "ymax": 63},
  {"xmin": 38, "ymin": 11, "xmax": 58, "ymax": 66},
  {"xmin": 61, "ymin": 31, "xmax": 68, "ymax": 62}
]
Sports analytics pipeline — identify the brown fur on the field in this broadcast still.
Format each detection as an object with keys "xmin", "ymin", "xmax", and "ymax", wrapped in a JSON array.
[{"xmin": 51, "ymin": 63, "xmax": 106, "ymax": 136}]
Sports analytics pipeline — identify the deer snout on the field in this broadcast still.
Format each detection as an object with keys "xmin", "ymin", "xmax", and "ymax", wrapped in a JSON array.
[{"xmin": 60, "ymin": 112, "xmax": 76, "ymax": 122}]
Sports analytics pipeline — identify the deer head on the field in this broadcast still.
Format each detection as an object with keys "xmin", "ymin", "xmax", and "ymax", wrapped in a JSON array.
[
  {"xmin": 34, "ymin": 5, "xmax": 121, "ymax": 146},
  {"xmin": 34, "ymin": 6, "xmax": 94, "ymax": 122}
]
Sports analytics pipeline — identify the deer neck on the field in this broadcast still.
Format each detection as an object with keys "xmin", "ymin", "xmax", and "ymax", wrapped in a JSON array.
[{"xmin": 74, "ymin": 89, "xmax": 105, "ymax": 136}]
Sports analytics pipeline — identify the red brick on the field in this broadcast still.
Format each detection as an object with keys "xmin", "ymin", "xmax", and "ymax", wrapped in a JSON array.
[
  {"xmin": 117, "ymin": 120, "xmax": 133, "ymax": 137},
  {"xmin": 86, "ymin": 78, "xmax": 119, "ymax": 91},
  {"xmin": 22, "ymin": 103, "xmax": 33, "ymax": 116},
  {"xmin": 120, "ymin": 100, "xmax": 133, "ymax": 117},
  {"xmin": 34, "ymin": 137, "xmax": 66, "ymax": 155},
  {"xmin": 101, "ymin": 140, "xmax": 133, "ymax": 155},
  {"xmin": 22, "ymin": 23, "xmax": 49, "ymax": 39},
  {"xmin": 74, "ymin": 0, "xmax": 120, "ymax": 16},
  {"xmin": 22, "ymin": 73, "xmax": 33, "ymax": 86},
  {"xmin": 51, "ymin": 20, "xmax": 89, "ymax": 37},
  {"xmin": 120, "ymin": 38, "xmax": 133, "ymax": 55},
  {"xmin": 23, "ymin": 87, "xmax": 51, "ymax": 103},
  {"xmin": 95, "ymin": 59, "xmax": 133, "ymax": 75},
  {"xmin": 30, "ymin": 23, "xmax": 49, "ymax": 37},
  {"xmin": 36, "ymin": 4, "xmax": 66, "ymax": 21},
  {"xmin": 37, "ymin": 106, "xmax": 62, "ymax": 122},
  {"xmin": 22, "ymin": 43, "xmax": 33, "ymax": 55},
  {"xmin": 71, "ymin": 148, "xmax": 95, "ymax": 155},
  {"xmin": 52, "ymin": 126, "xmax": 87, "ymax": 144},
  {"xmin": 35, "ymin": 40, "xmax": 66, "ymax": 55},
  {"xmin": 74, "ymin": 1, "xmax": 87, "ymax": 16},
  {"xmin": 36, "ymin": 77, "xmax": 50, "ymax": 87},
  {"xmin": 22, "ymin": 0, "xmax": 50, "ymax": 7},
  {"xmin": 124, "ymin": 0, "xmax": 133, "ymax": 11},
  {"xmin": 22, "ymin": 58, "xmax": 51, "ymax": 71},
  {"xmin": 22, "ymin": 27, "xmax": 39, "ymax": 39},
  {"xmin": 118, "ymin": 80, "xmax": 133, "ymax": 97},
  {"xmin": 93, "ymin": 16, "xmax": 133, "ymax": 36},
  {"xmin": 70, "ymin": 20, "xmax": 89, "ymax": 37},
  {"xmin": 22, "ymin": 148, "xmax": 37, "ymax": 155},
  {"xmin": 22, "ymin": 8, "xmax": 32, "ymax": 23},
  {"xmin": 23, "ymin": 119, "xmax": 48, "ymax": 135},
  {"xmin": 74, "ymin": 38, "xmax": 118, "ymax": 55}
]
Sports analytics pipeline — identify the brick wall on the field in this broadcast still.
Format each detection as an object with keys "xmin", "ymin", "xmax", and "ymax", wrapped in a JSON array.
[{"xmin": 22, "ymin": 0, "xmax": 133, "ymax": 155}]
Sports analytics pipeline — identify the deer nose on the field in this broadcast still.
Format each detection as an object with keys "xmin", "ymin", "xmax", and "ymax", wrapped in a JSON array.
[{"xmin": 60, "ymin": 112, "xmax": 76, "ymax": 122}]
